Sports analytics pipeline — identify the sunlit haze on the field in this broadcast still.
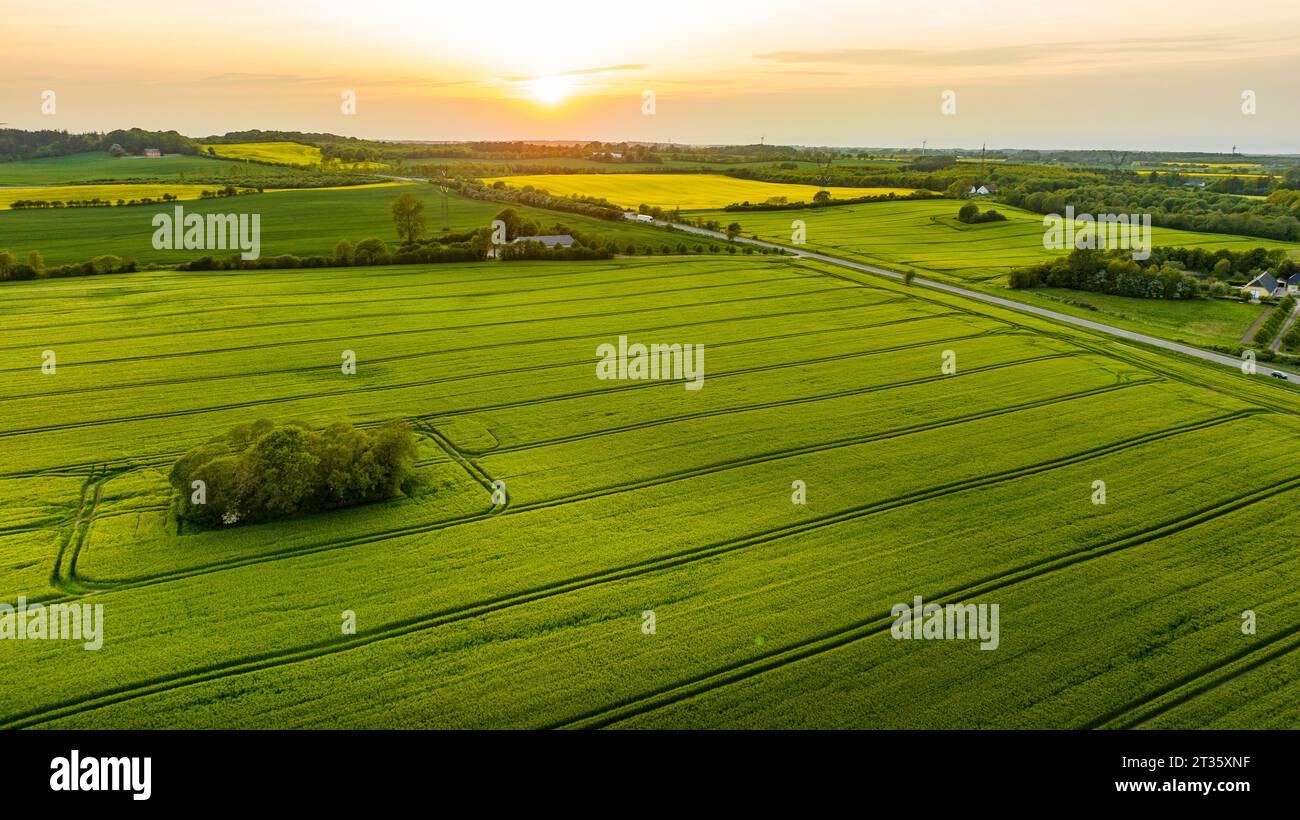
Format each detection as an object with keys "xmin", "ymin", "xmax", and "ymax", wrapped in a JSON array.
[{"xmin": 6, "ymin": 0, "xmax": 1300, "ymax": 150}]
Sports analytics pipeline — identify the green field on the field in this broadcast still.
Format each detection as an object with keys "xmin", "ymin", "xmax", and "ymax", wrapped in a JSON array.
[
  {"xmin": 1025, "ymin": 289, "xmax": 1267, "ymax": 349},
  {"xmin": 2, "ymin": 254, "xmax": 1298, "ymax": 728},
  {"xmin": 206, "ymin": 141, "xmax": 326, "ymax": 166},
  {"xmin": 696, "ymin": 199, "xmax": 1300, "ymax": 283},
  {"xmin": 0, "ymin": 183, "xmax": 248, "ymax": 210},
  {"xmin": 436, "ymin": 157, "xmax": 902, "ymax": 175},
  {"xmin": 0, "ymin": 184, "xmax": 723, "ymax": 265},
  {"xmin": 483, "ymin": 173, "xmax": 916, "ymax": 210},
  {"xmin": 0, "ymin": 152, "xmax": 239, "ymax": 185},
  {"xmin": 694, "ymin": 198, "xmax": 1300, "ymax": 347}
]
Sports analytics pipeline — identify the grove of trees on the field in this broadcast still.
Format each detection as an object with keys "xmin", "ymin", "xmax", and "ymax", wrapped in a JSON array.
[{"xmin": 169, "ymin": 419, "xmax": 420, "ymax": 528}]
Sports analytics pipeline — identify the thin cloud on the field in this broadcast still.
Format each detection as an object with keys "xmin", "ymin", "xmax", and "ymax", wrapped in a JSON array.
[
  {"xmin": 753, "ymin": 35, "xmax": 1273, "ymax": 68},
  {"xmin": 503, "ymin": 64, "xmax": 649, "ymax": 82}
]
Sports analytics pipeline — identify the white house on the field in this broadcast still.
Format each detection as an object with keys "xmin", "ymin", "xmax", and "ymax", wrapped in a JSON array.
[
  {"xmin": 1242, "ymin": 272, "xmax": 1280, "ymax": 300},
  {"xmin": 967, "ymin": 183, "xmax": 998, "ymax": 196}
]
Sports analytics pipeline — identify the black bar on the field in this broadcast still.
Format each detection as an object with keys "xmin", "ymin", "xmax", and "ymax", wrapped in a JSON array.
[{"xmin": 6, "ymin": 730, "xmax": 1289, "ymax": 808}]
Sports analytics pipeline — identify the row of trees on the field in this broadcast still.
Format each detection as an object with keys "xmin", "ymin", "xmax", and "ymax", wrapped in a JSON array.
[
  {"xmin": 1007, "ymin": 248, "xmax": 1202, "ymax": 299},
  {"xmin": 12, "ymin": 186, "xmax": 253, "ymax": 210},
  {"xmin": 1002, "ymin": 182, "xmax": 1300, "ymax": 243},
  {"xmin": 453, "ymin": 178, "xmax": 624, "ymax": 221},
  {"xmin": 1142, "ymin": 245, "xmax": 1295, "ymax": 279},
  {"xmin": 169, "ymin": 419, "xmax": 419, "ymax": 528},
  {"xmin": 1253, "ymin": 295, "xmax": 1296, "ymax": 345},
  {"xmin": 0, "ymin": 248, "xmax": 133, "ymax": 281}
]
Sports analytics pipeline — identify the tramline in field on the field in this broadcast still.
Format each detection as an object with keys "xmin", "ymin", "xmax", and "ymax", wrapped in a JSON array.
[{"xmin": 2, "ymin": 254, "xmax": 1298, "ymax": 729}]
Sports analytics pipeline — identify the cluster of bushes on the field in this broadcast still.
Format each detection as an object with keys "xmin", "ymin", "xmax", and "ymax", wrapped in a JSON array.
[
  {"xmin": 0, "ymin": 249, "xmax": 134, "ymax": 281},
  {"xmin": 169, "ymin": 419, "xmax": 420, "ymax": 528},
  {"xmin": 1254, "ymin": 295, "xmax": 1297, "ymax": 345},
  {"xmin": 1007, "ymin": 248, "xmax": 1201, "ymax": 299},
  {"xmin": 957, "ymin": 202, "xmax": 1007, "ymax": 223}
]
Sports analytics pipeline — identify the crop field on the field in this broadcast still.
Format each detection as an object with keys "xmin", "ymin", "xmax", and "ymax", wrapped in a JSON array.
[
  {"xmin": 448, "ymin": 157, "xmax": 903, "ymax": 174},
  {"xmin": 693, "ymin": 198, "xmax": 1300, "ymax": 347},
  {"xmin": 206, "ymin": 141, "xmax": 327, "ymax": 166},
  {"xmin": 481, "ymin": 173, "xmax": 916, "ymax": 210},
  {"xmin": 0, "ymin": 152, "xmax": 237, "ymax": 185},
  {"xmin": 0, "ymin": 184, "xmax": 721, "ymax": 265},
  {"xmin": 0, "ymin": 183, "xmax": 249, "ymax": 210},
  {"xmin": 207, "ymin": 141, "xmax": 389, "ymax": 170},
  {"xmin": 695, "ymin": 199, "xmax": 1300, "ymax": 284},
  {"xmin": 2, "ymin": 253, "xmax": 1298, "ymax": 729},
  {"xmin": 1026, "ymin": 288, "xmax": 1267, "ymax": 349}
]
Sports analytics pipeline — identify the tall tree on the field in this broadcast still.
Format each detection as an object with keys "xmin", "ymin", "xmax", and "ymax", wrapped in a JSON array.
[{"xmin": 391, "ymin": 193, "xmax": 427, "ymax": 244}]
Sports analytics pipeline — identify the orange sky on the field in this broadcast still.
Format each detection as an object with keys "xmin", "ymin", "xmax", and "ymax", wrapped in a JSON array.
[{"xmin": 5, "ymin": 0, "xmax": 1300, "ymax": 150}]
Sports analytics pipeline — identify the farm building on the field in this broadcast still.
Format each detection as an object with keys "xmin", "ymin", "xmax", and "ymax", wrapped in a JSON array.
[
  {"xmin": 967, "ymin": 183, "xmax": 998, "ymax": 196},
  {"xmin": 1242, "ymin": 272, "xmax": 1280, "ymax": 299},
  {"xmin": 511, "ymin": 234, "xmax": 574, "ymax": 248},
  {"xmin": 142, "ymin": 148, "xmax": 162, "ymax": 158}
]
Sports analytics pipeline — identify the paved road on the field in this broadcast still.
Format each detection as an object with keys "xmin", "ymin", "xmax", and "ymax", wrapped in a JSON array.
[{"xmin": 660, "ymin": 219, "xmax": 1300, "ymax": 382}]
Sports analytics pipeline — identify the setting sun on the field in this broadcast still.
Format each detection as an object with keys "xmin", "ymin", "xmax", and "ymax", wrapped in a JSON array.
[{"xmin": 528, "ymin": 75, "xmax": 573, "ymax": 106}]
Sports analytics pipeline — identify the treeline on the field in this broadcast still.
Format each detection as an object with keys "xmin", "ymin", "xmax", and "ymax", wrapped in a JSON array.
[
  {"xmin": 169, "ymin": 419, "xmax": 419, "ymax": 528},
  {"xmin": 1007, "ymin": 248, "xmax": 1202, "ymax": 299},
  {"xmin": 1142, "ymin": 245, "xmax": 1296, "ymax": 279},
  {"xmin": 10, "ymin": 186, "xmax": 251, "ymax": 210},
  {"xmin": 451, "ymin": 178, "xmax": 624, "ymax": 220},
  {"xmin": 0, "ymin": 249, "xmax": 134, "ymax": 281},
  {"xmin": 320, "ymin": 143, "xmax": 384, "ymax": 164},
  {"xmin": 498, "ymin": 241, "xmax": 612, "ymax": 261},
  {"xmin": 0, "ymin": 127, "xmax": 201, "ymax": 161},
  {"xmin": 721, "ymin": 190, "xmax": 940, "ymax": 212},
  {"xmin": 726, "ymin": 165, "xmax": 953, "ymax": 192},
  {"xmin": 201, "ymin": 129, "xmax": 365, "ymax": 146},
  {"xmin": 725, "ymin": 162, "xmax": 1106, "ymax": 196},
  {"xmin": 1003, "ymin": 182, "xmax": 1300, "ymax": 242},
  {"xmin": 180, "ymin": 239, "xmax": 482, "ymax": 271}
]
